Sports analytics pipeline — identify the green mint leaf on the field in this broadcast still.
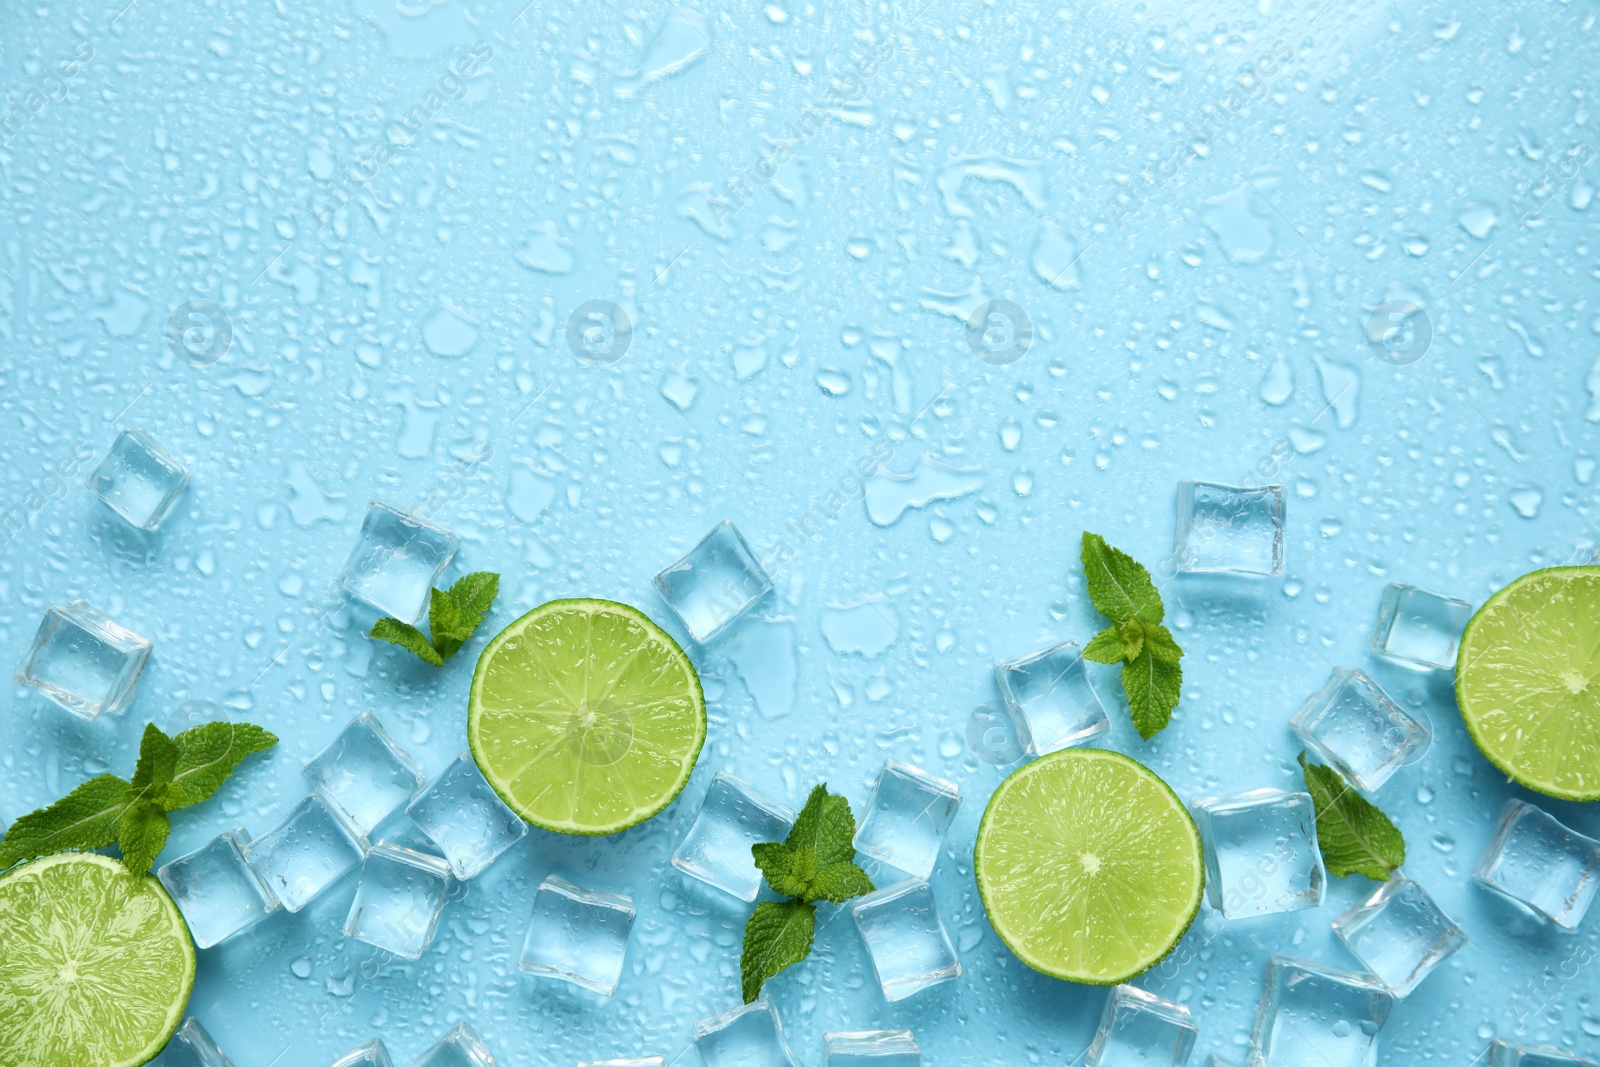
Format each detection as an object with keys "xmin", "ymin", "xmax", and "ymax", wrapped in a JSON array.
[
  {"xmin": 431, "ymin": 572, "xmax": 500, "ymax": 659},
  {"xmin": 167, "ymin": 722, "xmax": 279, "ymax": 810},
  {"xmin": 804, "ymin": 861, "xmax": 875, "ymax": 904},
  {"xmin": 785, "ymin": 784, "xmax": 857, "ymax": 870},
  {"xmin": 1143, "ymin": 622, "xmax": 1184, "ymax": 665},
  {"xmin": 0, "ymin": 774, "xmax": 133, "ymax": 870},
  {"xmin": 369, "ymin": 617, "xmax": 445, "ymax": 666},
  {"xmin": 751, "ymin": 841, "xmax": 811, "ymax": 899},
  {"xmin": 1117, "ymin": 620, "xmax": 1146, "ymax": 662},
  {"xmin": 1299, "ymin": 752, "xmax": 1406, "ymax": 880},
  {"xmin": 740, "ymin": 899, "xmax": 815, "ymax": 1003},
  {"xmin": 116, "ymin": 799, "xmax": 171, "ymax": 875},
  {"xmin": 128, "ymin": 723, "xmax": 179, "ymax": 806},
  {"xmin": 1081, "ymin": 532, "xmax": 1164, "ymax": 624},
  {"xmin": 1121, "ymin": 646, "xmax": 1182, "ymax": 740},
  {"xmin": 1082, "ymin": 625, "xmax": 1130, "ymax": 664}
]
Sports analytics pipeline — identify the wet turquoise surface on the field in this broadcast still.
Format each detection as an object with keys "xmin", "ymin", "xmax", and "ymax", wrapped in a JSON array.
[{"xmin": 3, "ymin": 0, "xmax": 1600, "ymax": 1062}]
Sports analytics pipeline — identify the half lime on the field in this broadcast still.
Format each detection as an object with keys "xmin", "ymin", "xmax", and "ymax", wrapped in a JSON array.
[
  {"xmin": 974, "ymin": 748, "xmax": 1203, "ymax": 985},
  {"xmin": 469, "ymin": 598, "xmax": 707, "ymax": 835},
  {"xmin": 0, "ymin": 852, "xmax": 195, "ymax": 1066},
  {"xmin": 1456, "ymin": 566, "xmax": 1600, "ymax": 801}
]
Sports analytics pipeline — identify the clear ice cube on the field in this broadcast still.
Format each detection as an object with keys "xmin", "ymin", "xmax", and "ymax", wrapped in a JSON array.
[
  {"xmin": 151, "ymin": 1017, "xmax": 235, "ymax": 1067},
  {"xmin": 328, "ymin": 1040, "xmax": 393, "ymax": 1067},
  {"xmin": 993, "ymin": 639, "xmax": 1109, "ymax": 755},
  {"xmin": 1331, "ymin": 872, "xmax": 1467, "ymax": 997},
  {"xmin": 1246, "ymin": 956, "xmax": 1394, "ymax": 1067},
  {"xmin": 87, "ymin": 428, "xmax": 189, "ymax": 531},
  {"xmin": 693, "ymin": 1000, "xmax": 800, "ymax": 1067},
  {"xmin": 850, "ymin": 878, "xmax": 962, "ymax": 1002},
  {"xmin": 1370, "ymin": 583, "xmax": 1472, "ymax": 670},
  {"xmin": 242, "ymin": 793, "xmax": 367, "ymax": 913},
  {"xmin": 405, "ymin": 753, "xmax": 528, "ymax": 880},
  {"xmin": 157, "ymin": 829, "xmax": 281, "ymax": 949},
  {"xmin": 337, "ymin": 501, "xmax": 459, "ymax": 625},
  {"xmin": 652, "ymin": 520, "xmax": 772, "ymax": 642},
  {"xmin": 853, "ymin": 759, "xmax": 961, "ymax": 881},
  {"xmin": 1472, "ymin": 799, "xmax": 1600, "ymax": 930},
  {"xmin": 670, "ymin": 772, "xmax": 793, "ymax": 901},
  {"xmin": 1486, "ymin": 1040, "xmax": 1600, "ymax": 1067},
  {"xmin": 1173, "ymin": 480, "xmax": 1285, "ymax": 576},
  {"xmin": 303, "ymin": 712, "xmax": 426, "ymax": 838},
  {"xmin": 1084, "ymin": 985, "xmax": 1198, "ymax": 1067},
  {"xmin": 14, "ymin": 601, "xmax": 152, "ymax": 720},
  {"xmin": 519, "ymin": 876, "xmax": 635, "ymax": 996},
  {"xmin": 412, "ymin": 1022, "xmax": 502, "ymax": 1067},
  {"xmin": 825, "ymin": 1031, "xmax": 921, "ymax": 1067},
  {"xmin": 1191, "ymin": 790, "xmax": 1325, "ymax": 920},
  {"xmin": 1290, "ymin": 669, "xmax": 1429, "ymax": 793},
  {"xmin": 343, "ymin": 843, "xmax": 452, "ymax": 960}
]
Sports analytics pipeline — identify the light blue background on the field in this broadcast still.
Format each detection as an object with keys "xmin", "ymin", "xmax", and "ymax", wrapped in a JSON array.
[{"xmin": 3, "ymin": 0, "xmax": 1599, "ymax": 1063}]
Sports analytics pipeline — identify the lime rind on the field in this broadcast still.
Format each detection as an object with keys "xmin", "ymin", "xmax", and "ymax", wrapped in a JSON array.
[
  {"xmin": 1455, "ymin": 566, "xmax": 1600, "ymax": 802},
  {"xmin": 973, "ymin": 748, "xmax": 1204, "ymax": 985},
  {"xmin": 0, "ymin": 852, "xmax": 194, "ymax": 1067},
  {"xmin": 468, "ymin": 598, "xmax": 707, "ymax": 836}
]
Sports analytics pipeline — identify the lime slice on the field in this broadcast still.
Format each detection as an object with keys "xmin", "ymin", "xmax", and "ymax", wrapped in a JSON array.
[
  {"xmin": 974, "ymin": 748, "xmax": 1203, "ymax": 985},
  {"xmin": 0, "ymin": 852, "xmax": 195, "ymax": 1066},
  {"xmin": 469, "ymin": 598, "xmax": 707, "ymax": 835},
  {"xmin": 1456, "ymin": 566, "xmax": 1600, "ymax": 801}
]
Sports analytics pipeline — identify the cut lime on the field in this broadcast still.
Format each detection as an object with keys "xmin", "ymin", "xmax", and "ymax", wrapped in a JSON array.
[
  {"xmin": 0, "ymin": 852, "xmax": 195, "ymax": 1066},
  {"xmin": 974, "ymin": 748, "xmax": 1203, "ymax": 985},
  {"xmin": 1456, "ymin": 566, "xmax": 1600, "ymax": 802},
  {"xmin": 469, "ymin": 598, "xmax": 707, "ymax": 835}
]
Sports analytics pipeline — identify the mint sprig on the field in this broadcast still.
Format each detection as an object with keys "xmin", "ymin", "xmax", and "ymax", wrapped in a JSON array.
[
  {"xmin": 1078, "ymin": 532, "xmax": 1185, "ymax": 739},
  {"xmin": 740, "ymin": 785, "xmax": 875, "ymax": 1003},
  {"xmin": 1299, "ymin": 752, "xmax": 1406, "ymax": 880},
  {"xmin": 0, "ymin": 721, "xmax": 277, "ymax": 875},
  {"xmin": 369, "ymin": 571, "xmax": 500, "ymax": 666}
]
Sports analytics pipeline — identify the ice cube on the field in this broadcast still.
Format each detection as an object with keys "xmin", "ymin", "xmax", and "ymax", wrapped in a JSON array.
[
  {"xmin": 242, "ymin": 794, "xmax": 366, "ymax": 913},
  {"xmin": 1173, "ymin": 480, "xmax": 1286, "ymax": 576},
  {"xmin": 405, "ymin": 753, "xmax": 528, "ymax": 880},
  {"xmin": 1472, "ymin": 799, "xmax": 1600, "ymax": 930},
  {"xmin": 1246, "ymin": 956, "xmax": 1394, "ymax": 1067},
  {"xmin": 150, "ymin": 1017, "xmax": 235, "ymax": 1067},
  {"xmin": 1191, "ymin": 790, "xmax": 1325, "ymax": 920},
  {"xmin": 850, "ymin": 878, "xmax": 962, "ymax": 1002},
  {"xmin": 157, "ymin": 829, "xmax": 281, "ymax": 949},
  {"xmin": 993, "ymin": 639, "xmax": 1109, "ymax": 755},
  {"xmin": 343, "ymin": 843, "xmax": 452, "ymax": 960},
  {"xmin": 825, "ymin": 1031, "xmax": 921, "ymax": 1067},
  {"xmin": 14, "ymin": 601, "xmax": 152, "ymax": 720},
  {"xmin": 1485, "ymin": 1040, "xmax": 1600, "ymax": 1067},
  {"xmin": 1331, "ymin": 872, "xmax": 1467, "ymax": 997},
  {"xmin": 412, "ymin": 1022, "xmax": 502, "ymax": 1067},
  {"xmin": 853, "ymin": 759, "xmax": 961, "ymax": 881},
  {"xmin": 337, "ymin": 501, "xmax": 459, "ymax": 625},
  {"xmin": 87, "ymin": 428, "xmax": 189, "ymax": 531},
  {"xmin": 693, "ymin": 1000, "xmax": 800, "ymax": 1067},
  {"xmin": 1290, "ymin": 669, "xmax": 1429, "ymax": 793},
  {"xmin": 652, "ymin": 520, "xmax": 772, "ymax": 642},
  {"xmin": 670, "ymin": 772, "xmax": 793, "ymax": 901},
  {"xmin": 303, "ymin": 712, "xmax": 426, "ymax": 838},
  {"xmin": 1084, "ymin": 985, "xmax": 1198, "ymax": 1067},
  {"xmin": 1369, "ymin": 583, "xmax": 1472, "ymax": 670},
  {"xmin": 519, "ymin": 875, "xmax": 635, "ymax": 996},
  {"xmin": 328, "ymin": 1040, "xmax": 393, "ymax": 1067}
]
